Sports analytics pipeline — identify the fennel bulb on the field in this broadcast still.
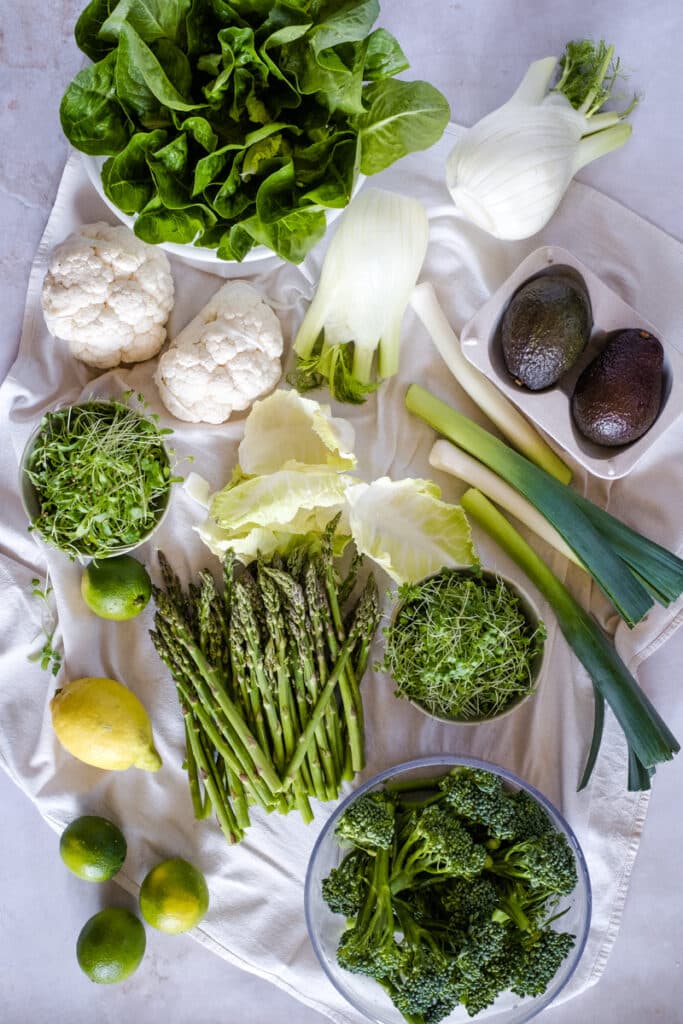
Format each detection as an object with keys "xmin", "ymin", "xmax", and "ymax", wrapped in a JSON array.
[
  {"xmin": 446, "ymin": 41, "xmax": 637, "ymax": 240},
  {"xmin": 290, "ymin": 188, "xmax": 429, "ymax": 403}
]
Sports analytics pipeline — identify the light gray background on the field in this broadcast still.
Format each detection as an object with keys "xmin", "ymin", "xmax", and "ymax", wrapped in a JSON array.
[{"xmin": 2, "ymin": 2, "xmax": 682, "ymax": 1021}]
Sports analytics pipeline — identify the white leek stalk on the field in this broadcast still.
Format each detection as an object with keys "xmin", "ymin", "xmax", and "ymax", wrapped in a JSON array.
[
  {"xmin": 291, "ymin": 188, "xmax": 429, "ymax": 403},
  {"xmin": 429, "ymin": 439, "xmax": 583, "ymax": 568},
  {"xmin": 410, "ymin": 281, "xmax": 572, "ymax": 483},
  {"xmin": 446, "ymin": 41, "xmax": 637, "ymax": 240}
]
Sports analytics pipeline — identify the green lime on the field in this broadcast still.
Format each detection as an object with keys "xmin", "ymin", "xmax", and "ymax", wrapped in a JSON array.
[
  {"xmin": 81, "ymin": 555, "xmax": 152, "ymax": 621},
  {"xmin": 139, "ymin": 857, "xmax": 209, "ymax": 934},
  {"xmin": 76, "ymin": 907, "xmax": 146, "ymax": 984},
  {"xmin": 60, "ymin": 815, "xmax": 127, "ymax": 882}
]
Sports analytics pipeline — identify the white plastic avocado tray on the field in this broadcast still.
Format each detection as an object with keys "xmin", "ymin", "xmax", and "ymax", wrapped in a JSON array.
[{"xmin": 460, "ymin": 246, "xmax": 683, "ymax": 479}]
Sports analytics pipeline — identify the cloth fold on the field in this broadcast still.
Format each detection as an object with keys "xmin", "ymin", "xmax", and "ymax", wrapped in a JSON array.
[{"xmin": 2, "ymin": 124, "xmax": 683, "ymax": 1022}]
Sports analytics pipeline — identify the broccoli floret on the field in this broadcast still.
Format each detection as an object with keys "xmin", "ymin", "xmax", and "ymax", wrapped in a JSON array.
[
  {"xmin": 391, "ymin": 902, "xmax": 460, "ymax": 1018},
  {"xmin": 322, "ymin": 848, "xmax": 371, "ymax": 917},
  {"xmin": 335, "ymin": 847, "xmax": 402, "ymax": 980},
  {"xmin": 488, "ymin": 831, "xmax": 578, "ymax": 898},
  {"xmin": 438, "ymin": 875, "xmax": 499, "ymax": 930},
  {"xmin": 390, "ymin": 804, "xmax": 488, "ymax": 893},
  {"xmin": 439, "ymin": 767, "xmax": 517, "ymax": 841},
  {"xmin": 511, "ymin": 928, "xmax": 576, "ymax": 998},
  {"xmin": 335, "ymin": 790, "xmax": 396, "ymax": 851},
  {"xmin": 455, "ymin": 921, "xmax": 519, "ymax": 1018},
  {"xmin": 509, "ymin": 789, "xmax": 554, "ymax": 840}
]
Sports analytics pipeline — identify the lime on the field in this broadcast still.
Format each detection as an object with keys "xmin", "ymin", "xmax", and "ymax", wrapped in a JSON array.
[
  {"xmin": 81, "ymin": 555, "xmax": 152, "ymax": 621},
  {"xmin": 76, "ymin": 907, "xmax": 146, "ymax": 984},
  {"xmin": 139, "ymin": 857, "xmax": 209, "ymax": 934},
  {"xmin": 50, "ymin": 676, "xmax": 162, "ymax": 772},
  {"xmin": 60, "ymin": 815, "xmax": 127, "ymax": 882}
]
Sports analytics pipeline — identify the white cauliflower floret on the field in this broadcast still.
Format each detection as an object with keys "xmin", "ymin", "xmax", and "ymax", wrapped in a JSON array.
[
  {"xmin": 41, "ymin": 221, "xmax": 174, "ymax": 369},
  {"xmin": 154, "ymin": 281, "xmax": 283, "ymax": 424}
]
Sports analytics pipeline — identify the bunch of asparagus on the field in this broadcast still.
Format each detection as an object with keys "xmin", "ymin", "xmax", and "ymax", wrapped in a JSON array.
[{"xmin": 150, "ymin": 528, "xmax": 380, "ymax": 844}]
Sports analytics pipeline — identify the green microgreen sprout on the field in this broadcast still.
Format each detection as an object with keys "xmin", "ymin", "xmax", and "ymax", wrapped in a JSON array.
[
  {"xmin": 28, "ymin": 574, "xmax": 62, "ymax": 676},
  {"xmin": 380, "ymin": 570, "xmax": 546, "ymax": 721},
  {"xmin": 24, "ymin": 394, "xmax": 180, "ymax": 560}
]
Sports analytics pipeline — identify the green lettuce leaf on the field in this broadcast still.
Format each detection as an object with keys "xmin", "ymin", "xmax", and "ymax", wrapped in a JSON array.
[
  {"xmin": 238, "ymin": 390, "xmax": 356, "ymax": 475},
  {"xmin": 347, "ymin": 477, "xmax": 478, "ymax": 583}
]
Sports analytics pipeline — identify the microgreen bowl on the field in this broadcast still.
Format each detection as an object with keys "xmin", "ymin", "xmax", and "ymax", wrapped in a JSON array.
[
  {"xmin": 385, "ymin": 568, "xmax": 548, "ymax": 726},
  {"xmin": 304, "ymin": 755, "xmax": 592, "ymax": 1024},
  {"xmin": 19, "ymin": 400, "xmax": 173, "ymax": 561}
]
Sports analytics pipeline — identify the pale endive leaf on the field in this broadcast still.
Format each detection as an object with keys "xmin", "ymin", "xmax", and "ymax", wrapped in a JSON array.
[
  {"xmin": 238, "ymin": 390, "xmax": 356, "ymax": 475},
  {"xmin": 346, "ymin": 477, "xmax": 478, "ymax": 583}
]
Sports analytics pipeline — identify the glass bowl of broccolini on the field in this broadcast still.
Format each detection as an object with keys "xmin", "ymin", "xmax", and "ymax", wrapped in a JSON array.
[
  {"xmin": 305, "ymin": 756, "xmax": 591, "ymax": 1024},
  {"xmin": 380, "ymin": 568, "xmax": 548, "ymax": 725}
]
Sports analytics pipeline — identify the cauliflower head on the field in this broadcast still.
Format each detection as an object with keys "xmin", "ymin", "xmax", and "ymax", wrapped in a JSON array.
[
  {"xmin": 155, "ymin": 281, "xmax": 283, "ymax": 424},
  {"xmin": 41, "ymin": 222, "xmax": 174, "ymax": 369}
]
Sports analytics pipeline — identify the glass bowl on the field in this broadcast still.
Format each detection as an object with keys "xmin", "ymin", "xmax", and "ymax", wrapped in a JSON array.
[
  {"xmin": 305, "ymin": 755, "xmax": 592, "ymax": 1024},
  {"xmin": 386, "ymin": 568, "xmax": 549, "ymax": 725},
  {"xmin": 19, "ymin": 400, "xmax": 173, "ymax": 561}
]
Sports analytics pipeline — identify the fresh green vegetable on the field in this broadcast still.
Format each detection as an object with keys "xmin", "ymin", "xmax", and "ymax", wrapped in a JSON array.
[
  {"xmin": 460, "ymin": 488, "xmax": 680, "ymax": 790},
  {"xmin": 323, "ymin": 766, "xmax": 579, "ymax": 1023},
  {"xmin": 198, "ymin": 389, "xmax": 478, "ymax": 583},
  {"xmin": 24, "ymin": 398, "xmax": 174, "ymax": 559},
  {"xmin": 150, "ymin": 523, "xmax": 380, "ymax": 843},
  {"xmin": 380, "ymin": 568, "xmax": 546, "ymax": 721},
  {"xmin": 404, "ymin": 384, "xmax": 683, "ymax": 627},
  {"xmin": 445, "ymin": 39, "xmax": 637, "ymax": 240},
  {"xmin": 410, "ymin": 281, "xmax": 572, "ymax": 484},
  {"xmin": 60, "ymin": 0, "xmax": 450, "ymax": 263},
  {"xmin": 290, "ymin": 188, "xmax": 429, "ymax": 402},
  {"xmin": 28, "ymin": 575, "xmax": 62, "ymax": 676},
  {"xmin": 428, "ymin": 440, "xmax": 583, "ymax": 567}
]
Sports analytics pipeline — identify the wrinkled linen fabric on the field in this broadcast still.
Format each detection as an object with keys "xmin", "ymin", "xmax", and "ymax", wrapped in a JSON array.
[{"xmin": 1, "ymin": 125, "xmax": 682, "ymax": 1023}]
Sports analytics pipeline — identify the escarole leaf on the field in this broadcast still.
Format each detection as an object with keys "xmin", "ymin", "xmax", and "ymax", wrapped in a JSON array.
[
  {"xmin": 363, "ymin": 28, "xmax": 409, "ymax": 80},
  {"xmin": 356, "ymin": 79, "xmax": 451, "ymax": 174},
  {"xmin": 238, "ymin": 390, "xmax": 356, "ymax": 475},
  {"xmin": 100, "ymin": 0, "xmax": 192, "ymax": 45},
  {"xmin": 116, "ymin": 23, "xmax": 202, "ymax": 113},
  {"xmin": 59, "ymin": 51, "xmax": 131, "ymax": 155},
  {"xmin": 102, "ymin": 129, "xmax": 167, "ymax": 213},
  {"xmin": 346, "ymin": 477, "xmax": 478, "ymax": 584}
]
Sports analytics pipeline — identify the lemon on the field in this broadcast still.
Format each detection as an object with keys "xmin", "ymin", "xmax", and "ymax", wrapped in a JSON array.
[
  {"xmin": 81, "ymin": 555, "xmax": 152, "ymax": 621},
  {"xmin": 60, "ymin": 815, "xmax": 127, "ymax": 882},
  {"xmin": 139, "ymin": 857, "xmax": 209, "ymax": 934},
  {"xmin": 50, "ymin": 677, "xmax": 162, "ymax": 772},
  {"xmin": 77, "ymin": 907, "xmax": 146, "ymax": 984}
]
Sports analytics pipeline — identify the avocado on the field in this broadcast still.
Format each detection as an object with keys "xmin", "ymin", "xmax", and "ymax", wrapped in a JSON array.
[
  {"xmin": 571, "ymin": 329, "xmax": 664, "ymax": 447},
  {"xmin": 500, "ymin": 269, "xmax": 592, "ymax": 390}
]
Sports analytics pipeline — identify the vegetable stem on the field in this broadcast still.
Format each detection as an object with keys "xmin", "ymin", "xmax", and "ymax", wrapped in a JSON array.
[{"xmin": 460, "ymin": 488, "xmax": 679, "ymax": 789}]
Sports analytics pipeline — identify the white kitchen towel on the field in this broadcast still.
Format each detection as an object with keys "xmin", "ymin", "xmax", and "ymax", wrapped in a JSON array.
[{"xmin": 2, "ymin": 124, "xmax": 683, "ymax": 1023}]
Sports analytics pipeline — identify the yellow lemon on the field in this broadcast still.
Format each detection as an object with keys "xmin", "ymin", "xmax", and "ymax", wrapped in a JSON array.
[
  {"xmin": 60, "ymin": 815, "xmax": 127, "ymax": 882},
  {"xmin": 81, "ymin": 555, "xmax": 152, "ymax": 621},
  {"xmin": 139, "ymin": 857, "xmax": 209, "ymax": 934},
  {"xmin": 50, "ymin": 677, "xmax": 162, "ymax": 772},
  {"xmin": 77, "ymin": 907, "xmax": 146, "ymax": 984}
]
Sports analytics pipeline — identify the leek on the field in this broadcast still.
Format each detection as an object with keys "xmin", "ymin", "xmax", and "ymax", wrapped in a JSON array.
[
  {"xmin": 290, "ymin": 188, "xmax": 429, "ymax": 403},
  {"xmin": 429, "ymin": 439, "xmax": 583, "ymax": 568},
  {"xmin": 406, "ymin": 384, "xmax": 654, "ymax": 627},
  {"xmin": 460, "ymin": 488, "xmax": 679, "ymax": 791},
  {"xmin": 410, "ymin": 281, "xmax": 572, "ymax": 484}
]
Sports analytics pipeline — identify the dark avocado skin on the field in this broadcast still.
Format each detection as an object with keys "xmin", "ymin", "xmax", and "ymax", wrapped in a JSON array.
[
  {"xmin": 571, "ymin": 329, "xmax": 664, "ymax": 446},
  {"xmin": 501, "ymin": 272, "xmax": 592, "ymax": 390}
]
